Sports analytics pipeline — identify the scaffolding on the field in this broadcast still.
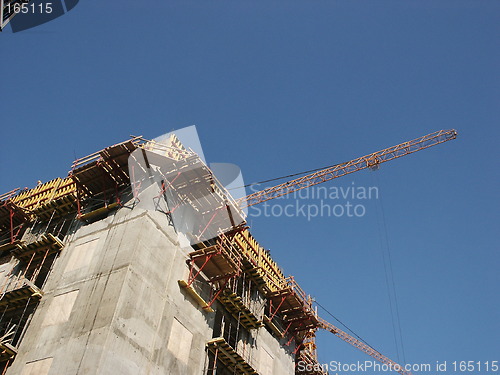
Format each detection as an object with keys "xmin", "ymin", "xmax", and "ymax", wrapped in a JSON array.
[
  {"xmin": 0, "ymin": 135, "xmax": 329, "ymax": 375},
  {"xmin": 266, "ymin": 277, "xmax": 318, "ymax": 342},
  {"xmin": 0, "ymin": 232, "xmax": 63, "ymax": 316},
  {"xmin": 67, "ymin": 134, "xmax": 240, "ymax": 234},
  {"xmin": 134, "ymin": 140, "xmax": 246, "ymax": 243},
  {"xmin": 0, "ymin": 178, "xmax": 77, "ymax": 249},
  {"xmin": 180, "ymin": 226, "xmax": 322, "ymax": 374},
  {"xmin": 181, "ymin": 232, "xmax": 244, "ymax": 313},
  {"xmin": 218, "ymin": 274, "xmax": 263, "ymax": 330},
  {"xmin": 181, "ymin": 228, "xmax": 288, "ymax": 316},
  {"xmin": 294, "ymin": 330, "xmax": 328, "ymax": 375},
  {"xmin": 70, "ymin": 137, "xmax": 143, "ymax": 221},
  {"xmin": 11, "ymin": 178, "xmax": 76, "ymax": 217},
  {"xmin": 207, "ymin": 337, "xmax": 259, "ymax": 375},
  {"xmin": 231, "ymin": 230, "xmax": 288, "ymax": 294},
  {"xmin": 0, "ymin": 190, "xmax": 29, "ymax": 246},
  {"xmin": 0, "ymin": 178, "xmax": 74, "ymax": 373}
]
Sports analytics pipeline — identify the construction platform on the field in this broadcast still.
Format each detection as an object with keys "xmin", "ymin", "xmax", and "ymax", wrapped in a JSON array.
[
  {"xmin": 0, "ymin": 199, "xmax": 29, "ymax": 245},
  {"xmin": 0, "ymin": 135, "xmax": 321, "ymax": 375},
  {"xmin": 218, "ymin": 289, "xmax": 262, "ymax": 330},
  {"xmin": 267, "ymin": 278, "xmax": 319, "ymax": 340},
  {"xmin": 9, "ymin": 233, "xmax": 64, "ymax": 263},
  {"xmin": 0, "ymin": 278, "xmax": 43, "ymax": 312},
  {"xmin": 207, "ymin": 337, "xmax": 259, "ymax": 375}
]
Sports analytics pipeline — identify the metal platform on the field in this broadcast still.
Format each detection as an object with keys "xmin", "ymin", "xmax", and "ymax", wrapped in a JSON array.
[
  {"xmin": 0, "ymin": 278, "xmax": 42, "ymax": 312},
  {"xmin": 267, "ymin": 278, "xmax": 319, "ymax": 339},
  {"xmin": 206, "ymin": 337, "xmax": 259, "ymax": 375},
  {"xmin": 218, "ymin": 289, "xmax": 261, "ymax": 330},
  {"xmin": 11, "ymin": 233, "xmax": 64, "ymax": 262},
  {"xmin": 189, "ymin": 243, "xmax": 241, "ymax": 282}
]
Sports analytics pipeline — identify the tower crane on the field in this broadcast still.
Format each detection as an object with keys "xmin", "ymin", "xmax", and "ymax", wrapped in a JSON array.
[
  {"xmin": 238, "ymin": 129, "xmax": 457, "ymax": 207},
  {"xmin": 0, "ymin": 127, "xmax": 457, "ymax": 374},
  {"xmin": 136, "ymin": 128, "xmax": 456, "ymax": 374},
  {"xmin": 234, "ymin": 129, "xmax": 457, "ymax": 375},
  {"xmin": 313, "ymin": 317, "xmax": 413, "ymax": 375}
]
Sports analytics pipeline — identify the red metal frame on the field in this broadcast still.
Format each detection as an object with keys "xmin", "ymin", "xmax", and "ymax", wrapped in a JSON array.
[
  {"xmin": 268, "ymin": 294, "xmax": 289, "ymax": 321},
  {"xmin": 9, "ymin": 207, "xmax": 15, "ymax": 243},
  {"xmin": 183, "ymin": 233, "xmax": 244, "ymax": 310},
  {"xmin": 70, "ymin": 137, "xmax": 143, "ymax": 218},
  {"xmin": 205, "ymin": 275, "xmax": 235, "ymax": 310},
  {"xmin": 130, "ymin": 165, "xmax": 141, "ymax": 203},
  {"xmin": 185, "ymin": 253, "xmax": 215, "ymax": 289},
  {"xmin": 1, "ymin": 201, "xmax": 27, "ymax": 244},
  {"xmin": 184, "ymin": 252, "xmax": 241, "ymax": 310},
  {"xmin": 197, "ymin": 207, "xmax": 222, "ymax": 242}
]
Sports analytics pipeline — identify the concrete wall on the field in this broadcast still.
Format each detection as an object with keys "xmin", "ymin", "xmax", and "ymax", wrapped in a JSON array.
[{"xmin": 6, "ymin": 206, "xmax": 295, "ymax": 375}]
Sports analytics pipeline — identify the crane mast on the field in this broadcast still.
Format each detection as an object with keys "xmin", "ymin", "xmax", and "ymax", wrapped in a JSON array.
[{"xmin": 239, "ymin": 129, "xmax": 457, "ymax": 207}]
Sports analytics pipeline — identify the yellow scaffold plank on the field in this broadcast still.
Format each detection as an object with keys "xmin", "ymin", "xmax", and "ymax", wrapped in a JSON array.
[
  {"xmin": 206, "ymin": 337, "xmax": 259, "ymax": 375},
  {"xmin": 12, "ymin": 233, "xmax": 64, "ymax": 261},
  {"xmin": 218, "ymin": 290, "xmax": 261, "ymax": 330},
  {"xmin": 78, "ymin": 202, "xmax": 120, "ymax": 221},
  {"xmin": 178, "ymin": 280, "xmax": 214, "ymax": 313},
  {"xmin": 0, "ymin": 341, "xmax": 17, "ymax": 362}
]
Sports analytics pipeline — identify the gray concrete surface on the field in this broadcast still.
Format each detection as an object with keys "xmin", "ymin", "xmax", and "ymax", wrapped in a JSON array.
[{"xmin": 7, "ymin": 206, "xmax": 295, "ymax": 375}]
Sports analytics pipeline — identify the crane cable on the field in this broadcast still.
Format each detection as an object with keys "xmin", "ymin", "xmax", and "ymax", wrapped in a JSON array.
[
  {"xmin": 314, "ymin": 299, "xmax": 376, "ymax": 351},
  {"xmin": 227, "ymin": 162, "xmax": 343, "ymax": 191},
  {"xmin": 225, "ymin": 159, "xmax": 408, "ymax": 362},
  {"xmin": 372, "ymin": 171, "xmax": 407, "ymax": 365}
]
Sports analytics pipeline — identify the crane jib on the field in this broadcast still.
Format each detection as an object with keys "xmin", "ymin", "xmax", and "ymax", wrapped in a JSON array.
[{"xmin": 240, "ymin": 129, "xmax": 457, "ymax": 208}]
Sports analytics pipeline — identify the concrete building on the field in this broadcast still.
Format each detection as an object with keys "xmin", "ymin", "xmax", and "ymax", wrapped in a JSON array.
[{"xmin": 0, "ymin": 137, "xmax": 321, "ymax": 375}]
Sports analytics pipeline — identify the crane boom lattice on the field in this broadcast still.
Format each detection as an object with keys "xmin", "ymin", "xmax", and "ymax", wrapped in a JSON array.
[
  {"xmin": 240, "ymin": 129, "xmax": 457, "ymax": 208},
  {"xmin": 317, "ymin": 317, "xmax": 412, "ymax": 375}
]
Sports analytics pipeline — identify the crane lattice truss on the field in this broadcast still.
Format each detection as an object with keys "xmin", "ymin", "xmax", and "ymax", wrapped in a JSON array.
[
  {"xmin": 240, "ymin": 129, "xmax": 457, "ymax": 207},
  {"xmin": 316, "ymin": 317, "xmax": 412, "ymax": 375}
]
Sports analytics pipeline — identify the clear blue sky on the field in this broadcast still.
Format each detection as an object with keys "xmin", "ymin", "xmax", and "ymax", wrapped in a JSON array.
[{"xmin": 1, "ymin": 1, "xmax": 499, "ymax": 373}]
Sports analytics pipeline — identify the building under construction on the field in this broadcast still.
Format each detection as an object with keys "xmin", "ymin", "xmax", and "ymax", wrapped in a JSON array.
[{"xmin": 0, "ymin": 130, "xmax": 457, "ymax": 375}]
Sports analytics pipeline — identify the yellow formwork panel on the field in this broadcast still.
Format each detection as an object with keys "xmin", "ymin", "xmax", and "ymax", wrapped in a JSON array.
[
  {"xmin": 218, "ymin": 289, "xmax": 261, "ymax": 330},
  {"xmin": 178, "ymin": 280, "xmax": 214, "ymax": 312},
  {"xmin": 11, "ymin": 177, "xmax": 76, "ymax": 212},
  {"xmin": 233, "ymin": 229, "xmax": 288, "ymax": 293}
]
